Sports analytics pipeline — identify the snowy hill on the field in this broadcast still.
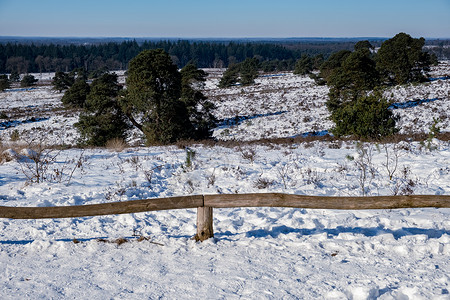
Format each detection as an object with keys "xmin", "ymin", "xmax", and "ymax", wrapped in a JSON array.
[{"xmin": 0, "ymin": 63, "xmax": 449, "ymax": 299}]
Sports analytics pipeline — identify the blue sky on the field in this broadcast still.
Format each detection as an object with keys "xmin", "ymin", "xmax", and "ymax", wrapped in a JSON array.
[{"xmin": 0, "ymin": 0, "xmax": 449, "ymax": 38}]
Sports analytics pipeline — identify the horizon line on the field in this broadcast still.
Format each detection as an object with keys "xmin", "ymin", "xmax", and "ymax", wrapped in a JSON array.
[{"xmin": 1, "ymin": 35, "xmax": 450, "ymax": 40}]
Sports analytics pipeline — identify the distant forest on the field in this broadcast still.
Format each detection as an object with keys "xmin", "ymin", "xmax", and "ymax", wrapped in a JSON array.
[{"xmin": 0, "ymin": 38, "xmax": 449, "ymax": 74}]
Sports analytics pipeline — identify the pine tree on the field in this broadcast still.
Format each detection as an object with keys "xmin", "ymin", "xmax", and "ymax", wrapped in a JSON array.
[
  {"xmin": 124, "ymin": 49, "xmax": 194, "ymax": 144},
  {"xmin": 330, "ymin": 92, "xmax": 399, "ymax": 139},
  {"xmin": 325, "ymin": 41, "xmax": 397, "ymax": 139},
  {"xmin": 376, "ymin": 33, "xmax": 432, "ymax": 85},
  {"xmin": 9, "ymin": 71, "xmax": 20, "ymax": 82},
  {"xmin": 319, "ymin": 50, "xmax": 351, "ymax": 83},
  {"xmin": 61, "ymin": 78, "xmax": 90, "ymax": 108},
  {"xmin": 75, "ymin": 73, "xmax": 129, "ymax": 146},
  {"xmin": 52, "ymin": 71, "xmax": 75, "ymax": 92},
  {"xmin": 239, "ymin": 58, "xmax": 259, "ymax": 86},
  {"xmin": 326, "ymin": 47, "xmax": 380, "ymax": 112},
  {"xmin": 180, "ymin": 63, "xmax": 217, "ymax": 139},
  {"xmin": 294, "ymin": 55, "xmax": 313, "ymax": 75},
  {"xmin": 218, "ymin": 63, "xmax": 240, "ymax": 88},
  {"xmin": 0, "ymin": 75, "xmax": 10, "ymax": 91},
  {"xmin": 20, "ymin": 74, "xmax": 38, "ymax": 87}
]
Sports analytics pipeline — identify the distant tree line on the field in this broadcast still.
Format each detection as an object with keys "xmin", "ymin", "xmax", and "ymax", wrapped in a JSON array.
[{"xmin": 3, "ymin": 39, "xmax": 437, "ymax": 75}]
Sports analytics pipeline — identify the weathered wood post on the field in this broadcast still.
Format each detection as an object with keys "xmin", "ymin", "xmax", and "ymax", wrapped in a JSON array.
[{"xmin": 195, "ymin": 206, "xmax": 214, "ymax": 242}]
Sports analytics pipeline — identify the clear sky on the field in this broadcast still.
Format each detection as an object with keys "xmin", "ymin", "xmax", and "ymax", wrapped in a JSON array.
[{"xmin": 0, "ymin": 0, "xmax": 449, "ymax": 38}]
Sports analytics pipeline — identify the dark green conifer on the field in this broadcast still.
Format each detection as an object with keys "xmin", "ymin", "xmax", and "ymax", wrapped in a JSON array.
[
  {"xmin": 239, "ymin": 58, "xmax": 259, "ymax": 86},
  {"xmin": 52, "ymin": 71, "xmax": 75, "ymax": 92},
  {"xmin": 20, "ymin": 74, "xmax": 38, "ymax": 87},
  {"xmin": 124, "ymin": 49, "xmax": 194, "ymax": 144},
  {"xmin": 0, "ymin": 75, "xmax": 10, "ymax": 91},
  {"xmin": 75, "ymin": 73, "xmax": 129, "ymax": 146},
  {"xmin": 376, "ymin": 33, "xmax": 432, "ymax": 85},
  {"xmin": 61, "ymin": 78, "xmax": 90, "ymax": 108}
]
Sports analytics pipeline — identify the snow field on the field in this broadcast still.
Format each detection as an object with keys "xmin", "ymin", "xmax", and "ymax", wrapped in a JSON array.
[
  {"xmin": 1, "ymin": 63, "xmax": 449, "ymax": 145},
  {"xmin": 0, "ymin": 142, "xmax": 449, "ymax": 298},
  {"xmin": 1, "ymin": 206, "xmax": 449, "ymax": 299},
  {"xmin": 0, "ymin": 64, "xmax": 449, "ymax": 299}
]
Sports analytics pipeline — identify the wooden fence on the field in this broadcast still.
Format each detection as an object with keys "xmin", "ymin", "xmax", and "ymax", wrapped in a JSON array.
[{"xmin": 1, "ymin": 193, "xmax": 449, "ymax": 241}]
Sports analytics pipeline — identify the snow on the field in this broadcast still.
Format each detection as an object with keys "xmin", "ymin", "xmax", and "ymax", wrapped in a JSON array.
[{"xmin": 0, "ymin": 64, "xmax": 449, "ymax": 299}]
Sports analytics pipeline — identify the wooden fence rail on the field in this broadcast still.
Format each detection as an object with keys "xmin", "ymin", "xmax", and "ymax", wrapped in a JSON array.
[{"xmin": 1, "ymin": 193, "xmax": 450, "ymax": 241}]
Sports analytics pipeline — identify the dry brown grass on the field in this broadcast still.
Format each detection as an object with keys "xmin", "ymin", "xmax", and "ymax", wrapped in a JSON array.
[
  {"xmin": 0, "ymin": 142, "xmax": 28, "ymax": 164},
  {"xmin": 105, "ymin": 138, "xmax": 127, "ymax": 152},
  {"xmin": 93, "ymin": 236, "xmax": 164, "ymax": 246}
]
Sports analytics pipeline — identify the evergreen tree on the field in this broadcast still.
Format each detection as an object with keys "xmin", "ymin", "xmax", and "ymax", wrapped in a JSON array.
[
  {"xmin": 324, "ymin": 39, "xmax": 398, "ymax": 139},
  {"xmin": 330, "ymin": 92, "xmax": 398, "ymax": 139},
  {"xmin": 312, "ymin": 54, "xmax": 325, "ymax": 70},
  {"xmin": 88, "ymin": 67, "xmax": 109, "ymax": 79},
  {"xmin": 239, "ymin": 57, "xmax": 259, "ymax": 85},
  {"xmin": 319, "ymin": 50, "xmax": 351, "ymax": 83},
  {"xmin": 218, "ymin": 63, "xmax": 240, "ymax": 88},
  {"xmin": 376, "ymin": 32, "xmax": 432, "ymax": 85},
  {"xmin": 260, "ymin": 60, "xmax": 277, "ymax": 72},
  {"xmin": 61, "ymin": 78, "xmax": 90, "ymax": 108},
  {"xmin": 0, "ymin": 75, "xmax": 10, "ymax": 91},
  {"xmin": 219, "ymin": 58, "xmax": 259, "ymax": 87},
  {"xmin": 9, "ymin": 71, "xmax": 20, "ymax": 82},
  {"xmin": 327, "ymin": 47, "xmax": 380, "ymax": 112},
  {"xmin": 72, "ymin": 67, "xmax": 88, "ymax": 81},
  {"xmin": 354, "ymin": 40, "xmax": 374, "ymax": 52},
  {"xmin": 180, "ymin": 63, "xmax": 217, "ymax": 139},
  {"xmin": 294, "ymin": 54, "xmax": 313, "ymax": 75},
  {"xmin": 124, "ymin": 49, "xmax": 194, "ymax": 144},
  {"xmin": 75, "ymin": 73, "xmax": 129, "ymax": 146},
  {"xmin": 20, "ymin": 74, "xmax": 38, "ymax": 87},
  {"xmin": 52, "ymin": 71, "xmax": 75, "ymax": 92}
]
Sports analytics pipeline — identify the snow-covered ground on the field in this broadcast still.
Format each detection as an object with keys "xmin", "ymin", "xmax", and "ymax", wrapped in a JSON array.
[{"xmin": 0, "ymin": 64, "xmax": 449, "ymax": 299}]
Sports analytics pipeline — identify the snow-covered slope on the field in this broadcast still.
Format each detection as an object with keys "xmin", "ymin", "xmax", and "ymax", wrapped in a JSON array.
[{"xmin": 0, "ymin": 65, "xmax": 449, "ymax": 299}]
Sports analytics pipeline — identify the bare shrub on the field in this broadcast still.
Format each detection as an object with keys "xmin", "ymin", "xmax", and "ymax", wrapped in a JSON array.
[
  {"xmin": 207, "ymin": 169, "xmax": 216, "ymax": 188},
  {"xmin": 18, "ymin": 142, "xmax": 61, "ymax": 184},
  {"xmin": 238, "ymin": 146, "xmax": 257, "ymax": 163},
  {"xmin": 1, "ymin": 147, "xmax": 16, "ymax": 163},
  {"xmin": 390, "ymin": 166, "xmax": 416, "ymax": 196},
  {"xmin": 383, "ymin": 144, "xmax": 400, "ymax": 181},
  {"xmin": 51, "ymin": 149, "xmax": 86, "ymax": 184},
  {"xmin": 126, "ymin": 155, "xmax": 140, "ymax": 171},
  {"xmin": 185, "ymin": 179, "xmax": 195, "ymax": 193},
  {"xmin": 142, "ymin": 165, "xmax": 162, "ymax": 186},
  {"xmin": 302, "ymin": 168, "xmax": 324, "ymax": 188},
  {"xmin": 353, "ymin": 143, "xmax": 376, "ymax": 196},
  {"xmin": 12, "ymin": 137, "xmax": 87, "ymax": 185},
  {"xmin": 276, "ymin": 162, "xmax": 293, "ymax": 189},
  {"xmin": 254, "ymin": 177, "xmax": 274, "ymax": 189}
]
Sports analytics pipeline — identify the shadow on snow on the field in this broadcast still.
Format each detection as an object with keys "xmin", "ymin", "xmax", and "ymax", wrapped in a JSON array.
[
  {"xmin": 217, "ymin": 225, "xmax": 450, "ymax": 241},
  {"xmin": 1, "ymin": 226, "xmax": 448, "ymax": 245},
  {"xmin": 216, "ymin": 111, "xmax": 288, "ymax": 128},
  {"xmin": 389, "ymin": 98, "xmax": 440, "ymax": 110},
  {"xmin": 0, "ymin": 117, "xmax": 49, "ymax": 130}
]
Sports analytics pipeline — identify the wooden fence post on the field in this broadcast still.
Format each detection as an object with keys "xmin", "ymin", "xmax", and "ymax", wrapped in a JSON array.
[{"xmin": 195, "ymin": 206, "xmax": 214, "ymax": 242}]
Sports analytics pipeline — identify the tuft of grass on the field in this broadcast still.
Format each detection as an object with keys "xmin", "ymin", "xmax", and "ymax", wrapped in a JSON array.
[
  {"xmin": 254, "ymin": 177, "xmax": 274, "ymax": 189},
  {"xmin": 97, "ymin": 237, "xmax": 128, "ymax": 246},
  {"xmin": 94, "ymin": 236, "xmax": 164, "ymax": 246},
  {"xmin": 105, "ymin": 138, "xmax": 127, "ymax": 152}
]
